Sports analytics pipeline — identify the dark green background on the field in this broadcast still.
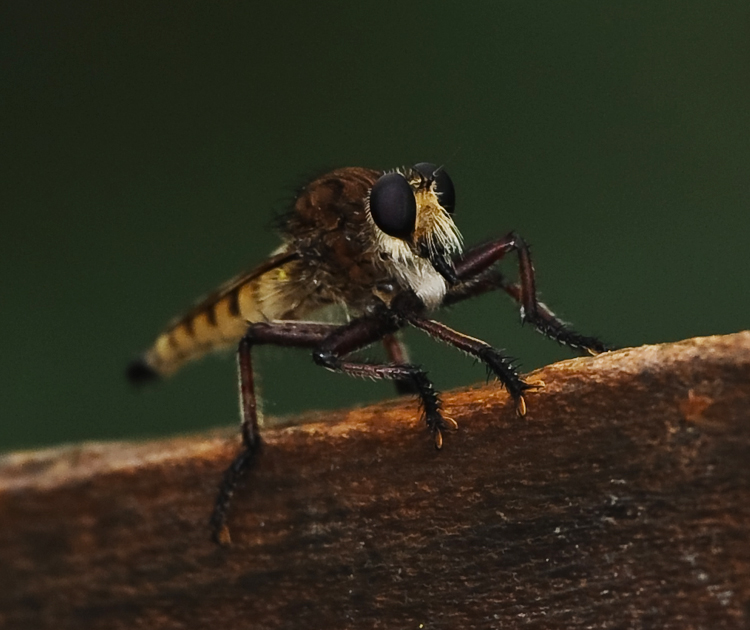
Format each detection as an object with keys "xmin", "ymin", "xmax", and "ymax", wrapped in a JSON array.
[{"xmin": 2, "ymin": 2, "xmax": 748, "ymax": 451}]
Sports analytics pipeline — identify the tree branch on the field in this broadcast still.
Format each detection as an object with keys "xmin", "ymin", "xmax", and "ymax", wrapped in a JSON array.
[{"xmin": 1, "ymin": 332, "xmax": 749, "ymax": 628}]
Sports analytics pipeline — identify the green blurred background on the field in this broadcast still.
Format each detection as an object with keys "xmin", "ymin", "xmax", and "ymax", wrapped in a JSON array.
[{"xmin": 2, "ymin": 2, "xmax": 748, "ymax": 451}]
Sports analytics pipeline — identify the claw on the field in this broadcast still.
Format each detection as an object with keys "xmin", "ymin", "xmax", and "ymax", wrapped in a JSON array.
[
  {"xmin": 213, "ymin": 524, "xmax": 232, "ymax": 546},
  {"xmin": 525, "ymin": 379, "xmax": 546, "ymax": 391},
  {"xmin": 515, "ymin": 394, "xmax": 527, "ymax": 417},
  {"xmin": 434, "ymin": 428, "xmax": 444, "ymax": 450},
  {"xmin": 442, "ymin": 416, "xmax": 459, "ymax": 431}
]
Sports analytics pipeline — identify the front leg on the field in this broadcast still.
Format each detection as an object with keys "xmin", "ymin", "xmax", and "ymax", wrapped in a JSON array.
[
  {"xmin": 452, "ymin": 233, "xmax": 611, "ymax": 354},
  {"xmin": 405, "ymin": 314, "xmax": 532, "ymax": 416}
]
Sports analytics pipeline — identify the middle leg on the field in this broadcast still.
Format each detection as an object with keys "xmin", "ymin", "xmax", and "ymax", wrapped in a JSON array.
[
  {"xmin": 313, "ymin": 314, "xmax": 456, "ymax": 448},
  {"xmin": 382, "ymin": 333, "xmax": 419, "ymax": 396}
]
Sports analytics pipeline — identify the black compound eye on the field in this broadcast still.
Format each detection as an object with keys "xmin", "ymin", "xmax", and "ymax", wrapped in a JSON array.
[
  {"xmin": 413, "ymin": 162, "xmax": 456, "ymax": 214},
  {"xmin": 369, "ymin": 172, "xmax": 417, "ymax": 239}
]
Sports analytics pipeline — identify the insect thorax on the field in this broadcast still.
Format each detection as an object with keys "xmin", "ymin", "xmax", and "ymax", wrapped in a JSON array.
[{"xmin": 285, "ymin": 167, "xmax": 460, "ymax": 313}]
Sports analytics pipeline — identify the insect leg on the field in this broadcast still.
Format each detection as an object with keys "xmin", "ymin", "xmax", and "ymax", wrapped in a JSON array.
[
  {"xmin": 313, "ymin": 316, "xmax": 454, "ymax": 449},
  {"xmin": 442, "ymin": 269, "xmax": 507, "ymax": 306},
  {"xmin": 382, "ymin": 333, "xmax": 419, "ymax": 396},
  {"xmin": 405, "ymin": 314, "xmax": 531, "ymax": 416},
  {"xmin": 453, "ymin": 234, "xmax": 611, "ymax": 354},
  {"xmin": 445, "ymin": 269, "xmax": 600, "ymax": 350},
  {"xmin": 211, "ymin": 321, "xmax": 338, "ymax": 545}
]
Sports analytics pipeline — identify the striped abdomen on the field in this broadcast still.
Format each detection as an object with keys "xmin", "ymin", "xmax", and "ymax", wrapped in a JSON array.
[{"xmin": 128, "ymin": 252, "xmax": 304, "ymax": 382}]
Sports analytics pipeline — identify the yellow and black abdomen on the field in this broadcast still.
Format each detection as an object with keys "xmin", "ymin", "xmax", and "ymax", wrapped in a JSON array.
[
  {"xmin": 127, "ymin": 168, "xmax": 383, "ymax": 385},
  {"xmin": 127, "ymin": 253, "xmax": 305, "ymax": 384}
]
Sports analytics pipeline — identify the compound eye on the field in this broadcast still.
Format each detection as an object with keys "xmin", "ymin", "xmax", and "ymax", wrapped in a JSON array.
[
  {"xmin": 369, "ymin": 172, "xmax": 417, "ymax": 239},
  {"xmin": 413, "ymin": 162, "xmax": 456, "ymax": 214}
]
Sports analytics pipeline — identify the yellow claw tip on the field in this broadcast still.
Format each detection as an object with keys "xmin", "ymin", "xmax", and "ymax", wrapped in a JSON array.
[
  {"xmin": 515, "ymin": 394, "xmax": 527, "ymax": 417},
  {"xmin": 215, "ymin": 525, "xmax": 232, "ymax": 546},
  {"xmin": 443, "ymin": 416, "xmax": 459, "ymax": 431},
  {"xmin": 434, "ymin": 430, "xmax": 444, "ymax": 450}
]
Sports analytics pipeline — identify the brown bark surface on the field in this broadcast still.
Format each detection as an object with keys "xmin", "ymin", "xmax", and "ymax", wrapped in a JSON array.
[{"xmin": 1, "ymin": 333, "xmax": 749, "ymax": 629}]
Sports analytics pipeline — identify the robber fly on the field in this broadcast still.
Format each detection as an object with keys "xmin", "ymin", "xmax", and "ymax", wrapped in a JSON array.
[{"xmin": 127, "ymin": 163, "xmax": 610, "ymax": 544}]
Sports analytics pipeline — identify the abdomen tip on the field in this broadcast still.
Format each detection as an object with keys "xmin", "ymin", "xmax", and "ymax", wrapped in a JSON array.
[{"xmin": 126, "ymin": 358, "xmax": 160, "ymax": 386}]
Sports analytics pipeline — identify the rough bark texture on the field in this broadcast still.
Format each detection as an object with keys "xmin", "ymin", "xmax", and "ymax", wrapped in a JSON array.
[{"xmin": 1, "ymin": 333, "xmax": 749, "ymax": 629}]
